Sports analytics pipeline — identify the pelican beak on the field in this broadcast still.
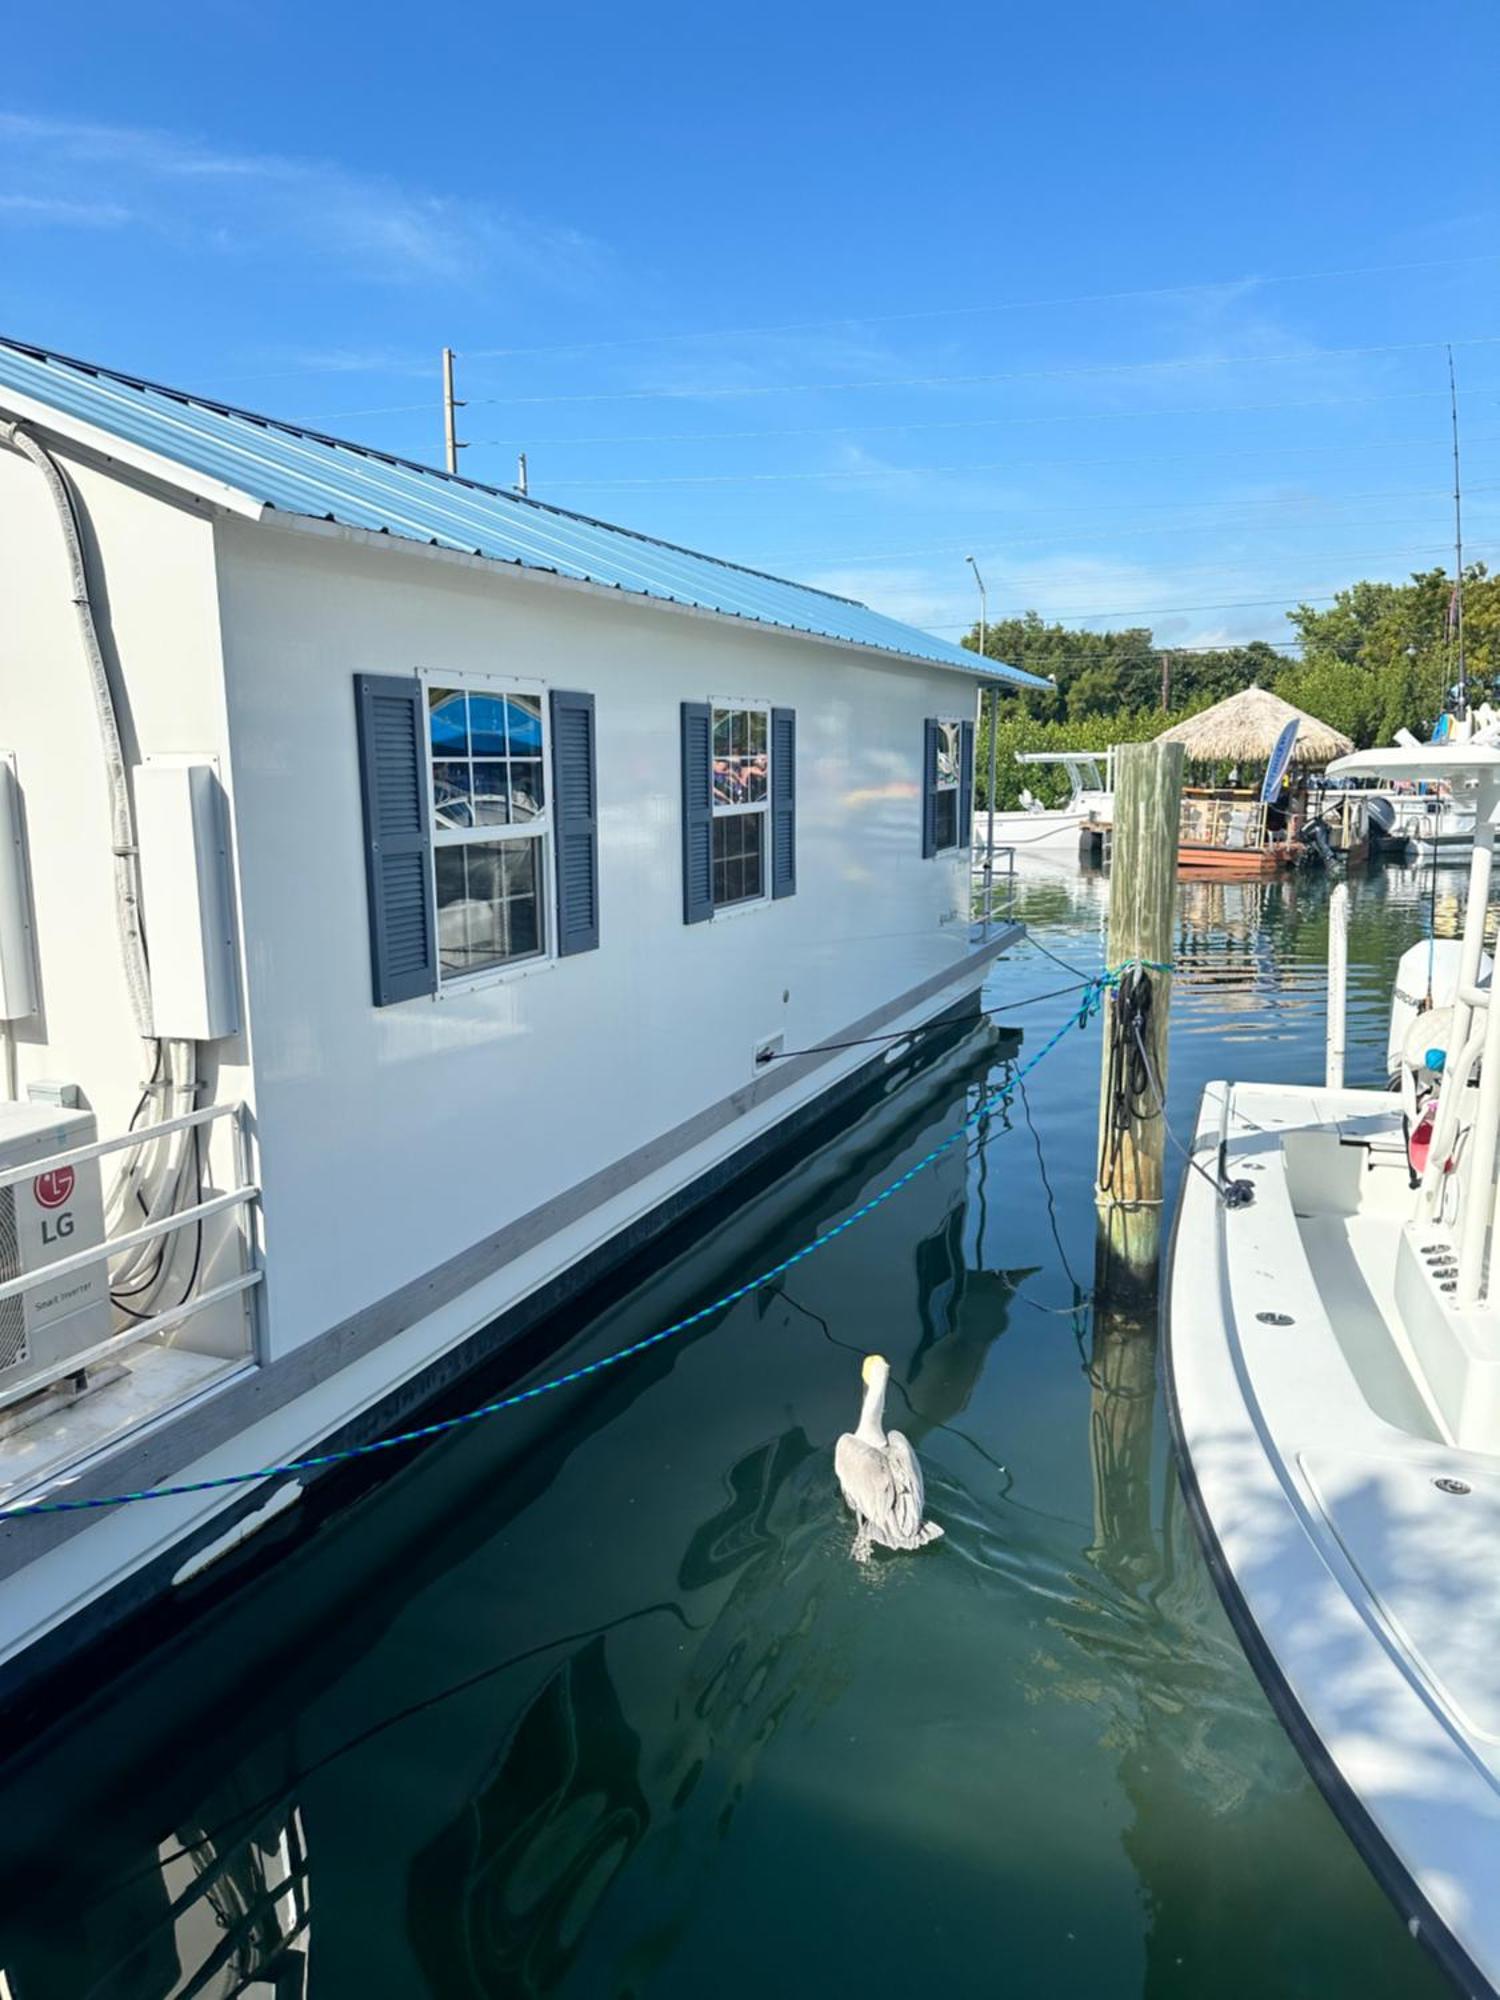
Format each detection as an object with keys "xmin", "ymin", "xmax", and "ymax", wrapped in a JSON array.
[{"xmin": 861, "ymin": 1353, "xmax": 887, "ymax": 1385}]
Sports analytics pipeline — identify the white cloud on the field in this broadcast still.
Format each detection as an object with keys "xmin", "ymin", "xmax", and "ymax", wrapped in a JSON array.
[
  {"xmin": 0, "ymin": 191, "xmax": 131, "ymax": 226},
  {"xmin": 0, "ymin": 111, "xmax": 603, "ymax": 288}
]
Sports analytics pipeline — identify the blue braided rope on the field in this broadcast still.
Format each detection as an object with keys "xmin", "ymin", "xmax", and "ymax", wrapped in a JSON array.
[{"xmin": 0, "ymin": 961, "xmax": 1159, "ymax": 1521}]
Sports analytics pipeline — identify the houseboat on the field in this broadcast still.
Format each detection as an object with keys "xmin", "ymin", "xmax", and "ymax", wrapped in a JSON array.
[{"xmin": 0, "ymin": 335, "xmax": 1042, "ymax": 1699}]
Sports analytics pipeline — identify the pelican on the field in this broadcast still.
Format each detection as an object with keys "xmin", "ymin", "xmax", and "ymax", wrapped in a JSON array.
[{"xmin": 834, "ymin": 1354, "xmax": 944, "ymax": 1560}]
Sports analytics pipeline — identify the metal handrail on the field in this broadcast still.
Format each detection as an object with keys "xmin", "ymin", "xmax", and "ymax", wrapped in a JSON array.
[
  {"xmin": 0, "ymin": 1098, "xmax": 262, "ymax": 1417},
  {"xmin": 0, "ymin": 1184, "xmax": 260, "ymax": 1304},
  {"xmin": 973, "ymin": 846, "xmax": 1017, "ymax": 936},
  {"xmin": 0, "ymin": 1275, "xmax": 263, "ymax": 1417},
  {"xmin": 0, "ymin": 1099, "xmax": 244, "ymax": 1192}
]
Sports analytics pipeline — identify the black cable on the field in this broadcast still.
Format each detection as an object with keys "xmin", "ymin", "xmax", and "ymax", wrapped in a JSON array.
[
  {"xmin": 1022, "ymin": 932, "xmax": 1098, "ymax": 982},
  {"xmin": 1097, "ymin": 966, "xmax": 1159, "ymax": 1194},
  {"xmin": 1128, "ymin": 1015, "xmax": 1255, "ymax": 1209},
  {"xmin": 757, "ymin": 975, "xmax": 1097, "ymax": 1063},
  {"xmin": 1015, "ymin": 1075, "xmax": 1095, "ymax": 1377},
  {"xmin": 98, "ymin": 1598, "xmax": 704, "ymax": 1907},
  {"xmin": 172, "ymin": 1121, "xmax": 206, "ymax": 1312},
  {"xmin": 113, "ymin": 1065, "xmax": 207, "ymax": 1319},
  {"xmin": 108, "ymin": 1043, "xmax": 172, "ymax": 1311}
]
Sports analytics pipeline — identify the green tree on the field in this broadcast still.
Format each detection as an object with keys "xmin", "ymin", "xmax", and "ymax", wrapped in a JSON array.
[
  {"xmin": 962, "ymin": 565, "xmax": 1497, "ymax": 760},
  {"xmin": 963, "ymin": 616, "xmax": 1283, "ymax": 723},
  {"xmin": 1278, "ymin": 563, "xmax": 1500, "ymax": 745}
]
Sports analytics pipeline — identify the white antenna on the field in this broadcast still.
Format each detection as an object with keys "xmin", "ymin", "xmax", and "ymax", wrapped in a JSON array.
[{"xmin": 1449, "ymin": 344, "xmax": 1467, "ymax": 714}]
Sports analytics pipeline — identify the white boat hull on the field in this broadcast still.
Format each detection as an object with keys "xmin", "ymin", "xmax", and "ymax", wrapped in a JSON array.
[
  {"xmin": 975, "ymin": 808, "xmax": 1104, "ymax": 863},
  {"xmin": 1168, "ymin": 1078, "xmax": 1500, "ymax": 1995}
]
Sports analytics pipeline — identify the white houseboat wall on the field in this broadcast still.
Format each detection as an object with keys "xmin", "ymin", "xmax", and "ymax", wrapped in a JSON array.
[{"xmin": 0, "ymin": 336, "xmax": 1042, "ymax": 1696}]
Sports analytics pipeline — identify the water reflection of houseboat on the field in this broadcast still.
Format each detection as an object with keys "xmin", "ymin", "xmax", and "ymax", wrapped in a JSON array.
[{"xmin": 0, "ymin": 1024, "xmax": 1007, "ymax": 1998}]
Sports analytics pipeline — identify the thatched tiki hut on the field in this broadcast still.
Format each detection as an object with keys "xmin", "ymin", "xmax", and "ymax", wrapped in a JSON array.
[
  {"xmin": 1153, "ymin": 686, "xmax": 1357, "ymax": 872},
  {"xmin": 1156, "ymin": 685, "xmax": 1353, "ymax": 768}
]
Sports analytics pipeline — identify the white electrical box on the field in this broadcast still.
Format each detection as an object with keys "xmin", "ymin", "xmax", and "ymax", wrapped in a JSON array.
[
  {"xmin": 0, "ymin": 756, "xmax": 38, "ymax": 1023},
  {"xmin": 136, "ymin": 759, "xmax": 240, "ymax": 1042},
  {"xmin": 0, "ymin": 1102, "xmax": 111, "ymax": 1379}
]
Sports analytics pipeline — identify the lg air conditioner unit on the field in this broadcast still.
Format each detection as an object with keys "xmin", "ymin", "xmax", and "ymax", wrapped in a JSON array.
[{"xmin": 0, "ymin": 1103, "xmax": 111, "ymax": 1382}]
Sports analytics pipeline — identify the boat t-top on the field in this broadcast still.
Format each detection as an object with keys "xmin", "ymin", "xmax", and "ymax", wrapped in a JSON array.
[
  {"xmin": 1168, "ymin": 739, "xmax": 1500, "ymax": 1994},
  {"xmin": 973, "ymin": 749, "xmax": 1112, "ymax": 863}
]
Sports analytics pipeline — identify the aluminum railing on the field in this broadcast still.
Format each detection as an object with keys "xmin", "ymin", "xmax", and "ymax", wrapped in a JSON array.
[
  {"xmin": 973, "ymin": 845, "xmax": 1017, "ymax": 938},
  {"xmin": 0, "ymin": 1100, "xmax": 260, "ymax": 1414}
]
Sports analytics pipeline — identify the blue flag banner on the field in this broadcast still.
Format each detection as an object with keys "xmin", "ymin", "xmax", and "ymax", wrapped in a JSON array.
[{"xmin": 1260, "ymin": 718, "xmax": 1300, "ymax": 803}]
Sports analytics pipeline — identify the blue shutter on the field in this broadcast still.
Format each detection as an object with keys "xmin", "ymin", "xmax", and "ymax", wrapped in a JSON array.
[
  {"xmin": 921, "ymin": 718, "xmax": 940, "ymax": 858},
  {"xmin": 681, "ymin": 701, "xmax": 713, "ymax": 924},
  {"xmin": 958, "ymin": 718, "xmax": 975, "ymax": 851},
  {"xmin": 549, "ymin": 688, "xmax": 599, "ymax": 956},
  {"xmin": 354, "ymin": 674, "xmax": 437, "ymax": 1005},
  {"xmin": 771, "ymin": 706, "xmax": 796, "ymax": 898}
]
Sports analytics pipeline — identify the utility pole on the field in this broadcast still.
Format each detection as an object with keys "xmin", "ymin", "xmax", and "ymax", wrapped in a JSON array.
[
  {"xmin": 442, "ymin": 347, "xmax": 465, "ymax": 476},
  {"xmin": 1449, "ymin": 345, "xmax": 1468, "ymax": 715},
  {"xmin": 1159, "ymin": 650, "xmax": 1172, "ymax": 715},
  {"xmin": 516, "ymin": 451, "xmax": 529, "ymax": 497}
]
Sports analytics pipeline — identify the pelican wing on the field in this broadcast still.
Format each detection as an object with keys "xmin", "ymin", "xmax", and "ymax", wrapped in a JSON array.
[
  {"xmin": 836, "ymin": 1430, "xmax": 938, "ymax": 1551},
  {"xmin": 835, "ymin": 1433, "xmax": 897, "ymax": 1524},
  {"xmin": 883, "ymin": 1429, "xmax": 926, "ymax": 1541}
]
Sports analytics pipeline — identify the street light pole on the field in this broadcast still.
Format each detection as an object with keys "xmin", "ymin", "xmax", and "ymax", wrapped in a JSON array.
[
  {"xmin": 966, "ymin": 554, "xmax": 988, "ymax": 663},
  {"xmin": 967, "ymin": 557, "xmax": 998, "ymax": 921}
]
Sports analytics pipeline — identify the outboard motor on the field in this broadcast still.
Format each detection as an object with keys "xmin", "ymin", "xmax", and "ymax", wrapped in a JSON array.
[{"xmin": 1299, "ymin": 819, "xmax": 1335, "ymax": 868}]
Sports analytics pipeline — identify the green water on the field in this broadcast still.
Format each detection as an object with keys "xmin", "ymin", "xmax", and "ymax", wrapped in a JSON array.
[{"xmin": 0, "ymin": 863, "xmax": 1460, "ymax": 1999}]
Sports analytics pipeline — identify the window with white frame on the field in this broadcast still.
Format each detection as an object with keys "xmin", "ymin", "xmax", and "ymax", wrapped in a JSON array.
[
  {"xmin": 427, "ymin": 679, "xmax": 550, "ymax": 978},
  {"xmin": 933, "ymin": 720, "xmax": 962, "ymax": 852},
  {"xmin": 711, "ymin": 704, "xmax": 770, "ymax": 907}
]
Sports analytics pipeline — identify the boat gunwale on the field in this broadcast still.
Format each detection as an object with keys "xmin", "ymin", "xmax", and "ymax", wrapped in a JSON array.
[{"xmin": 1164, "ymin": 1085, "xmax": 1496, "ymax": 2000}]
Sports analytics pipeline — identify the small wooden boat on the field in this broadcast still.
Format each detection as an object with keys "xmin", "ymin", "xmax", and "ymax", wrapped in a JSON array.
[{"xmin": 1167, "ymin": 740, "xmax": 1500, "ymax": 1995}]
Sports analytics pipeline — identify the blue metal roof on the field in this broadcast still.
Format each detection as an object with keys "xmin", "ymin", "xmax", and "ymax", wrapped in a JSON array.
[{"xmin": 0, "ymin": 336, "xmax": 1042, "ymax": 686}]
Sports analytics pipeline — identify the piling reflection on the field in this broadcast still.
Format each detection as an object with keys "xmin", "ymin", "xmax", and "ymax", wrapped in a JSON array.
[{"xmin": 1085, "ymin": 1211, "xmax": 1161, "ymax": 1593}]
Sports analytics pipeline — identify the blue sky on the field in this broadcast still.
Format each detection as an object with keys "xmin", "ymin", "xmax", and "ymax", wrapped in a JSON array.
[{"xmin": 4, "ymin": 0, "xmax": 1499, "ymax": 666}]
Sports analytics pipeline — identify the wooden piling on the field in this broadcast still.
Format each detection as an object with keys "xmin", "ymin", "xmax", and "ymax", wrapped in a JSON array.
[
  {"xmin": 1095, "ymin": 740, "xmax": 1185, "ymax": 1287},
  {"xmin": 1086, "ymin": 1208, "xmax": 1160, "ymax": 1586}
]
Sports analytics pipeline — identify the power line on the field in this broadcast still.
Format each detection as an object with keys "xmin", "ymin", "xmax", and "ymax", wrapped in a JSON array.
[
  {"xmin": 826, "ymin": 540, "xmax": 1462, "ymax": 594},
  {"xmin": 535, "ymin": 428, "xmax": 1500, "ymax": 493},
  {"xmin": 460, "ymin": 382, "xmax": 1500, "ymax": 452},
  {"xmin": 455, "ymin": 255, "xmax": 1500, "ymax": 361},
  {"xmin": 996, "ymin": 638, "xmax": 1308, "ymax": 661},
  {"xmin": 743, "ymin": 483, "xmax": 1500, "ymax": 563},
  {"xmin": 757, "ymin": 525, "xmax": 1476, "ymax": 568},
  {"xmin": 310, "ymin": 333, "xmax": 1500, "ymax": 419},
  {"xmin": 950, "ymin": 637, "xmax": 1307, "ymax": 667},
  {"xmin": 213, "ymin": 254, "xmax": 1500, "ymax": 391},
  {"xmin": 925, "ymin": 589, "xmax": 1343, "ymax": 629}
]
